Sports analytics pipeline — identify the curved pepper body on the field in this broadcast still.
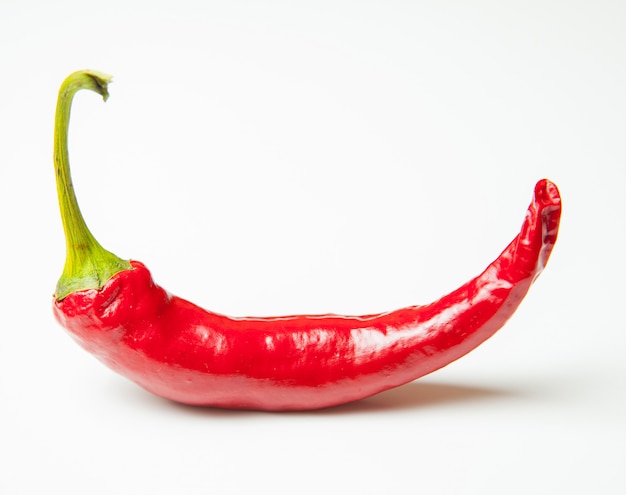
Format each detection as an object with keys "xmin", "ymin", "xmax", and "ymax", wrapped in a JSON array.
[{"xmin": 53, "ymin": 179, "xmax": 561, "ymax": 410}]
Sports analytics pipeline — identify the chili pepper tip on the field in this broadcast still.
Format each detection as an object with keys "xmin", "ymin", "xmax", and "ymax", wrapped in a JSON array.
[{"xmin": 535, "ymin": 179, "xmax": 561, "ymax": 207}]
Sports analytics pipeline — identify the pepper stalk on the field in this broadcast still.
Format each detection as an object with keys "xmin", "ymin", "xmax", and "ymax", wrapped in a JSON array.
[{"xmin": 54, "ymin": 69, "xmax": 131, "ymax": 300}]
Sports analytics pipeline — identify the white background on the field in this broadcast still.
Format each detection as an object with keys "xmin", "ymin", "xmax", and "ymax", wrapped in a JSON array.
[{"xmin": 1, "ymin": 1, "xmax": 625, "ymax": 493}]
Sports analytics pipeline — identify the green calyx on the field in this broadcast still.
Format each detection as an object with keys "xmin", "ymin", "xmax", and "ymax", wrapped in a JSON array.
[{"xmin": 54, "ymin": 69, "xmax": 131, "ymax": 300}]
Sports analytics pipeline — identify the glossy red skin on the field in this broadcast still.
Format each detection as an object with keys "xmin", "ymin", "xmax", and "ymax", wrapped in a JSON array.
[{"xmin": 54, "ymin": 180, "xmax": 561, "ymax": 410}]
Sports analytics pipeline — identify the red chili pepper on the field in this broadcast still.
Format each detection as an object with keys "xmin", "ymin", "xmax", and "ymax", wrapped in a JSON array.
[{"xmin": 52, "ymin": 70, "xmax": 561, "ymax": 411}]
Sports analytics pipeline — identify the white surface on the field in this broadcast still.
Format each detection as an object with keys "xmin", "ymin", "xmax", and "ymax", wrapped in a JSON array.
[{"xmin": 1, "ymin": 1, "xmax": 625, "ymax": 493}]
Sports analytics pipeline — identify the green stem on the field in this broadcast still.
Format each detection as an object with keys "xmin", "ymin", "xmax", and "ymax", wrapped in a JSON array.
[{"xmin": 54, "ymin": 69, "xmax": 131, "ymax": 300}]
